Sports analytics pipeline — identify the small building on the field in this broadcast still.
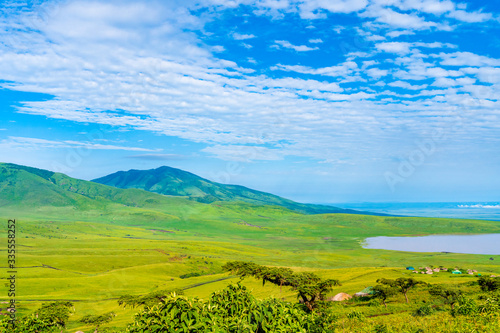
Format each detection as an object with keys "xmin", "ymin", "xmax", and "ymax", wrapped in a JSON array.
[
  {"xmin": 452, "ymin": 270, "xmax": 462, "ymax": 274},
  {"xmin": 354, "ymin": 286, "xmax": 374, "ymax": 297},
  {"xmin": 406, "ymin": 266, "xmax": 415, "ymax": 270}
]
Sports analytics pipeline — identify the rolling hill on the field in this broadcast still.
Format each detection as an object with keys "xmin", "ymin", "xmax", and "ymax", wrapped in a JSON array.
[
  {"xmin": 0, "ymin": 162, "xmax": 380, "ymax": 217},
  {"xmin": 0, "ymin": 162, "xmax": 196, "ymax": 211},
  {"xmin": 92, "ymin": 165, "xmax": 372, "ymax": 215}
]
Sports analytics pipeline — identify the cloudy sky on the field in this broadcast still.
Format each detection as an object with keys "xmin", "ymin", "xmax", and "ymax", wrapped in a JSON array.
[{"xmin": 1, "ymin": 0, "xmax": 500, "ymax": 203}]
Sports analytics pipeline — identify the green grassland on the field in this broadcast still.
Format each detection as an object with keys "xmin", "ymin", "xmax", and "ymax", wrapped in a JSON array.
[
  {"xmin": 2, "ymin": 209, "xmax": 500, "ymax": 332},
  {"xmin": 1, "ymin": 163, "xmax": 500, "ymax": 331}
]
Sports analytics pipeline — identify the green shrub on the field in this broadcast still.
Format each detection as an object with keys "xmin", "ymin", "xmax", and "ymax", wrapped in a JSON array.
[
  {"xmin": 373, "ymin": 324, "xmax": 389, "ymax": 333},
  {"xmin": 346, "ymin": 310, "xmax": 364, "ymax": 320},
  {"xmin": 179, "ymin": 272, "xmax": 202, "ymax": 279},
  {"xmin": 413, "ymin": 304, "xmax": 434, "ymax": 316},
  {"xmin": 478, "ymin": 277, "xmax": 500, "ymax": 292},
  {"xmin": 450, "ymin": 296, "xmax": 479, "ymax": 317},
  {"xmin": 126, "ymin": 283, "xmax": 321, "ymax": 333},
  {"xmin": 80, "ymin": 312, "xmax": 116, "ymax": 332}
]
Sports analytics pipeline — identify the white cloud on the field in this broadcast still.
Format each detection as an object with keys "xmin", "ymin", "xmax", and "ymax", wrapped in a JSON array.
[
  {"xmin": 414, "ymin": 42, "xmax": 456, "ymax": 49},
  {"xmin": 273, "ymin": 40, "xmax": 319, "ymax": 51},
  {"xmin": 394, "ymin": 0, "xmax": 456, "ymax": 15},
  {"xmin": 376, "ymin": 41, "xmax": 456, "ymax": 55},
  {"xmin": 376, "ymin": 42, "xmax": 411, "ymax": 54},
  {"xmin": 1, "ymin": 0, "xmax": 500, "ymax": 171},
  {"xmin": 202, "ymin": 145, "xmax": 285, "ymax": 162},
  {"xmin": 388, "ymin": 81, "xmax": 428, "ymax": 90},
  {"xmin": 308, "ymin": 38, "xmax": 323, "ymax": 43},
  {"xmin": 1, "ymin": 136, "xmax": 158, "ymax": 151},
  {"xmin": 439, "ymin": 52, "xmax": 500, "ymax": 67},
  {"xmin": 363, "ymin": 7, "xmax": 437, "ymax": 30},
  {"xmin": 447, "ymin": 9, "xmax": 492, "ymax": 23},
  {"xmin": 386, "ymin": 30, "xmax": 415, "ymax": 38},
  {"xmin": 212, "ymin": 45, "xmax": 226, "ymax": 52},
  {"xmin": 366, "ymin": 67, "xmax": 389, "ymax": 79},
  {"xmin": 332, "ymin": 25, "xmax": 344, "ymax": 33},
  {"xmin": 232, "ymin": 32, "xmax": 256, "ymax": 40},
  {"xmin": 272, "ymin": 61, "xmax": 358, "ymax": 77},
  {"xmin": 298, "ymin": 0, "xmax": 368, "ymax": 19},
  {"xmin": 462, "ymin": 67, "xmax": 500, "ymax": 84},
  {"xmin": 432, "ymin": 77, "xmax": 476, "ymax": 87}
]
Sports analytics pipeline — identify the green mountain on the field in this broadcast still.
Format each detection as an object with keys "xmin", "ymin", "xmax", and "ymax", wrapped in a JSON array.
[
  {"xmin": 0, "ymin": 162, "xmax": 194, "ymax": 212},
  {"xmin": 92, "ymin": 165, "xmax": 372, "ymax": 215},
  {"xmin": 0, "ymin": 162, "xmax": 379, "ymax": 217}
]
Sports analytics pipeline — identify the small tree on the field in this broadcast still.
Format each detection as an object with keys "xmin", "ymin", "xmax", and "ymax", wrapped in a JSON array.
[
  {"xmin": 290, "ymin": 272, "xmax": 340, "ymax": 311},
  {"xmin": 256, "ymin": 266, "xmax": 294, "ymax": 295},
  {"xmin": 223, "ymin": 261, "xmax": 340, "ymax": 311},
  {"xmin": 478, "ymin": 277, "xmax": 500, "ymax": 292},
  {"xmin": 428, "ymin": 284, "xmax": 462, "ymax": 309},
  {"xmin": 377, "ymin": 278, "xmax": 422, "ymax": 303},
  {"xmin": 80, "ymin": 312, "xmax": 116, "ymax": 333},
  {"xmin": 222, "ymin": 261, "xmax": 260, "ymax": 279},
  {"xmin": 35, "ymin": 301, "xmax": 74, "ymax": 328},
  {"xmin": 118, "ymin": 289, "xmax": 184, "ymax": 308},
  {"xmin": 372, "ymin": 284, "xmax": 397, "ymax": 307}
]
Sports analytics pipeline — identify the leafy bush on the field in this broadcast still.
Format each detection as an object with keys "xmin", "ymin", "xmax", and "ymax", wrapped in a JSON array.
[
  {"xmin": 80, "ymin": 312, "xmax": 116, "ymax": 332},
  {"xmin": 478, "ymin": 277, "xmax": 500, "ymax": 292},
  {"xmin": 376, "ymin": 278, "xmax": 423, "ymax": 304},
  {"xmin": 478, "ymin": 295, "xmax": 500, "ymax": 315},
  {"xmin": 413, "ymin": 304, "xmax": 434, "ymax": 316},
  {"xmin": 0, "ymin": 315, "xmax": 61, "ymax": 333},
  {"xmin": 118, "ymin": 289, "xmax": 184, "ymax": 308},
  {"xmin": 373, "ymin": 324, "xmax": 389, "ymax": 333},
  {"xmin": 346, "ymin": 310, "xmax": 364, "ymax": 320},
  {"xmin": 428, "ymin": 284, "xmax": 462, "ymax": 309},
  {"xmin": 180, "ymin": 272, "xmax": 202, "ymax": 279},
  {"xmin": 126, "ymin": 283, "xmax": 331, "ymax": 333},
  {"xmin": 0, "ymin": 301, "xmax": 73, "ymax": 333},
  {"xmin": 450, "ymin": 296, "xmax": 479, "ymax": 317},
  {"xmin": 36, "ymin": 301, "xmax": 73, "ymax": 328}
]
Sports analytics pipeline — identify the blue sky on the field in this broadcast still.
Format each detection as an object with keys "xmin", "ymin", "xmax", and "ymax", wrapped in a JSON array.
[{"xmin": 1, "ymin": 0, "xmax": 500, "ymax": 203}]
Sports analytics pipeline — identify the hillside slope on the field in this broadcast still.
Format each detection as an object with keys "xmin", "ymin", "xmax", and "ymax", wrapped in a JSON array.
[
  {"xmin": 92, "ymin": 165, "xmax": 369, "ymax": 215},
  {"xmin": 0, "ymin": 162, "xmax": 197, "ymax": 213}
]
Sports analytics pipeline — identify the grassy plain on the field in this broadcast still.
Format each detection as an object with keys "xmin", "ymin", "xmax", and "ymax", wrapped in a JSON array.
[{"xmin": 1, "ymin": 198, "xmax": 500, "ymax": 332}]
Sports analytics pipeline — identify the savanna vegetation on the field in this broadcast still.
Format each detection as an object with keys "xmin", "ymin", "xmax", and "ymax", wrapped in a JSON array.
[
  {"xmin": 1, "ymin": 163, "xmax": 500, "ymax": 332},
  {"xmin": 2, "ymin": 266, "xmax": 500, "ymax": 332}
]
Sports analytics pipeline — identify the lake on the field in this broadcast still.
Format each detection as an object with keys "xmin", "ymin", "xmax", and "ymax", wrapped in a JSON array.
[{"xmin": 363, "ymin": 234, "xmax": 500, "ymax": 255}]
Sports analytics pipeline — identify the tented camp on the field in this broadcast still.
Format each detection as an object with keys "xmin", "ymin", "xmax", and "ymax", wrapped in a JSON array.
[
  {"xmin": 354, "ymin": 286, "xmax": 374, "ymax": 297},
  {"xmin": 328, "ymin": 293, "xmax": 352, "ymax": 301}
]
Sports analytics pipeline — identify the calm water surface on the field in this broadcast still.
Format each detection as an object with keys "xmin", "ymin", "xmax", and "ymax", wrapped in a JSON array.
[{"xmin": 363, "ymin": 234, "xmax": 500, "ymax": 255}]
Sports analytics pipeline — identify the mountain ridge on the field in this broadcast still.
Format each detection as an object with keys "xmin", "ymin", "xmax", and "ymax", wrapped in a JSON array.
[
  {"xmin": 92, "ymin": 165, "xmax": 383, "ymax": 216},
  {"xmin": 0, "ymin": 162, "xmax": 385, "ymax": 217}
]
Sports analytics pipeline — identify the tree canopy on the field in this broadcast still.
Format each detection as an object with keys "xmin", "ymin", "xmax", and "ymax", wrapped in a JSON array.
[{"xmin": 222, "ymin": 261, "xmax": 340, "ymax": 311}]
